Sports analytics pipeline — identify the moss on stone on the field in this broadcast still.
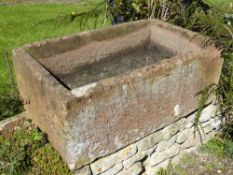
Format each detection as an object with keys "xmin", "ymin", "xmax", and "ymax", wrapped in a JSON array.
[{"xmin": 0, "ymin": 121, "xmax": 72, "ymax": 175}]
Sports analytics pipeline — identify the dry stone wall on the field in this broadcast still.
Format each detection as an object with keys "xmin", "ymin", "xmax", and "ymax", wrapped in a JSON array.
[{"xmin": 74, "ymin": 103, "xmax": 221, "ymax": 175}]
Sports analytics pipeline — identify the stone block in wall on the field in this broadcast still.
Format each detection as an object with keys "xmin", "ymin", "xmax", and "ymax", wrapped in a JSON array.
[
  {"xmin": 122, "ymin": 150, "xmax": 148, "ymax": 169},
  {"xmin": 118, "ymin": 162, "xmax": 144, "ymax": 175},
  {"xmin": 200, "ymin": 104, "xmax": 217, "ymax": 123},
  {"xmin": 100, "ymin": 163, "xmax": 123, "ymax": 175},
  {"xmin": 180, "ymin": 134, "xmax": 200, "ymax": 150},
  {"xmin": 136, "ymin": 130, "xmax": 163, "ymax": 151},
  {"xmin": 176, "ymin": 128, "xmax": 194, "ymax": 144},
  {"xmin": 163, "ymin": 123, "xmax": 180, "ymax": 140},
  {"xmin": 145, "ymin": 143, "xmax": 180, "ymax": 167},
  {"xmin": 0, "ymin": 113, "xmax": 25, "ymax": 138},
  {"xmin": 156, "ymin": 134, "xmax": 177, "ymax": 152},
  {"xmin": 91, "ymin": 144, "xmax": 137, "ymax": 175},
  {"xmin": 144, "ymin": 159, "xmax": 170, "ymax": 175},
  {"xmin": 74, "ymin": 166, "xmax": 92, "ymax": 175}
]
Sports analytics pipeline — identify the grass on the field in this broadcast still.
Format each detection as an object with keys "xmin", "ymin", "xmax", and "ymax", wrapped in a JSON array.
[
  {"xmin": 0, "ymin": 120, "xmax": 72, "ymax": 175},
  {"xmin": 0, "ymin": 1, "xmax": 108, "ymax": 119},
  {"xmin": 204, "ymin": 0, "xmax": 232, "ymax": 9},
  {"xmin": 0, "ymin": 1, "xmax": 107, "ymax": 94},
  {"xmin": 157, "ymin": 138, "xmax": 233, "ymax": 175}
]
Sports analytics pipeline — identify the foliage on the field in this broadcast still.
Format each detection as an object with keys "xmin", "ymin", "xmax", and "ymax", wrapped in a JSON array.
[
  {"xmin": 0, "ymin": 124, "xmax": 72, "ymax": 175},
  {"xmin": 29, "ymin": 144, "xmax": 72, "ymax": 175},
  {"xmin": 0, "ymin": 93, "xmax": 23, "ymax": 121},
  {"xmin": 0, "ymin": 2, "xmax": 110, "ymax": 120},
  {"xmin": 192, "ymin": 84, "xmax": 218, "ymax": 142},
  {"xmin": 157, "ymin": 138, "xmax": 233, "ymax": 175},
  {"xmin": 0, "ymin": 51, "xmax": 23, "ymax": 121},
  {"xmin": 201, "ymin": 138, "xmax": 233, "ymax": 158}
]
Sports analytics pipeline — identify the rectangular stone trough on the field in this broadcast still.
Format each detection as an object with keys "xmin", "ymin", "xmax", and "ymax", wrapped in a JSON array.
[{"xmin": 13, "ymin": 19, "xmax": 223, "ymax": 171}]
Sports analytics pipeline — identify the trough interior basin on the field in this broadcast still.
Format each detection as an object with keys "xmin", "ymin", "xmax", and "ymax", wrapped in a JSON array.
[
  {"xmin": 40, "ymin": 43, "xmax": 175, "ymax": 89},
  {"xmin": 28, "ymin": 20, "xmax": 202, "ymax": 91}
]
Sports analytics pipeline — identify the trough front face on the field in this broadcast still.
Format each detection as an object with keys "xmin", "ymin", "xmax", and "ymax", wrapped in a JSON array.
[{"xmin": 13, "ymin": 19, "xmax": 223, "ymax": 170}]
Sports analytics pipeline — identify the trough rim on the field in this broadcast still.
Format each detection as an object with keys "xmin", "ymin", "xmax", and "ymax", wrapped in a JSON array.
[{"xmin": 12, "ymin": 19, "xmax": 222, "ymax": 107}]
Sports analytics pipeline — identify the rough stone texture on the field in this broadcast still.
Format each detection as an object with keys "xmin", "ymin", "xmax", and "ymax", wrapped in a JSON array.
[
  {"xmin": 136, "ymin": 130, "xmax": 163, "ymax": 151},
  {"xmin": 144, "ymin": 159, "xmax": 170, "ymax": 175},
  {"xmin": 122, "ymin": 151, "xmax": 148, "ymax": 169},
  {"xmin": 200, "ymin": 104, "xmax": 217, "ymax": 123},
  {"xmin": 91, "ymin": 144, "xmax": 137, "ymax": 175},
  {"xmin": 180, "ymin": 135, "xmax": 199, "ymax": 150},
  {"xmin": 176, "ymin": 128, "xmax": 193, "ymax": 144},
  {"xmin": 0, "ymin": 113, "xmax": 25, "ymax": 138},
  {"xmin": 74, "ymin": 166, "xmax": 92, "ymax": 175},
  {"xmin": 147, "ymin": 143, "xmax": 180, "ymax": 166},
  {"xmin": 13, "ymin": 19, "xmax": 223, "ymax": 170},
  {"xmin": 85, "ymin": 104, "xmax": 220, "ymax": 175},
  {"xmin": 100, "ymin": 163, "xmax": 123, "ymax": 175},
  {"xmin": 118, "ymin": 162, "xmax": 144, "ymax": 175},
  {"xmin": 163, "ymin": 123, "xmax": 180, "ymax": 140}
]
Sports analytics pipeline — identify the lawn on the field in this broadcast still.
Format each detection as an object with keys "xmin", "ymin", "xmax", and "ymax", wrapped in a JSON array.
[
  {"xmin": 158, "ymin": 138, "xmax": 233, "ymax": 175},
  {"xmin": 0, "ymin": 0, "xmax": 231, "ymax": 95},
  {"xmin": 0, "ymin": 0, "xmax": 107, "ymax": 95},
  {"xmin": 204, "ymin": 0, "xmax": 232, "ymax": 8}
]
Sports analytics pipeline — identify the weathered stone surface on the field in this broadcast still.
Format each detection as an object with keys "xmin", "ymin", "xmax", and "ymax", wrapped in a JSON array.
[
  {"xmin": 91, "ymin": 144, "xmax": 137, "ymax": 175},
  {"xmin": 157, "ymin": 134, "xmax": 177, "ymax": 152},
  {"xmin": 13, "ymin": 19, "xmax": 223, "ymax": 169},
  {"xmin": 100, "ymin": 163, "xmax": 123, "ymax": 175},
  {"xmin": 211, "ymin": 118, "xmax": 222, "ymax": 130},
  {"xmin": 147, "ymin": 144, "xmax": 180, "ymax": 166},
  {"xmin": 171, "ymin": 147, "xmax": 197, "ymax": 165},
  {"xmin": 205, "ymin": 131, "xmax": 217, "ymax": 142},
  {"xmin": 118, "ymin": 162, "xmax": 143, "ymax": 175},
  {"xmin": 185, "ymin": 114, "xmax": 195, "ymax": 128},
  {"xmin": 176, "ymin": 128, "xmax": 193, "ymax": 144},
  {"xmin": 203, "ymin": 125, "xmax": 215, "ymax": 134},
  {"xmin": 177, "ymin": 118, "xmax": 187, "ymax": 130},
  {"xmin": 123, "ymin": 151, "xmax": 147, "ymax": 169},
  {"xmin": 74, "ymin": 166, "xmax": 92, "ymax": 175},
  {"xmin": 137, "ymin": 130, "xmax": 163, "ymax": 151},
  {"xmin": 144, "ymin": 159, "xmax": 170, "ymax": 175},
  {"xmin": 0, "ymin": 113, "xmax": 25, "ymax": 138},
  {"xmin": 156, "ymin": 140, "xmax": 168, "ymax": 152},
  {"xmin": 163, "ymin": 123, "xmax": 180, "ymax": 140},
  {"xmin": 180, "ymin": 135, "xmax": 199, "ymax": 150},
  {"xmin": 200, "ymin": 104, "xmax": 217, "ymax": 123}
]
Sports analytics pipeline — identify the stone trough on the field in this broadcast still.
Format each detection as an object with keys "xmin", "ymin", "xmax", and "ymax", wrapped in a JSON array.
[{"xmin": 13, "ymin": 19, "xmax": 223, "ymax": 174}]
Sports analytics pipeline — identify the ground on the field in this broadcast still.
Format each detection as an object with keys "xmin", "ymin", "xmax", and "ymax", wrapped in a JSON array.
[
  {"xmin": 0, "ymin": 0, "xmax": 106, "ymax": 95},
  {"xmin": 163, "ymin": 151, "xmax": 233, "ymax": 175},
  {"xmin": 158, "ymin": 138, "xmax": 233, "ymax": 175}
]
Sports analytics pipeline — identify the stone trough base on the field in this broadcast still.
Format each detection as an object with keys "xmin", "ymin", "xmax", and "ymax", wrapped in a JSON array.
[{"xmin": 75, "ymin": 103, "xmax": 221, "ymax": 175}]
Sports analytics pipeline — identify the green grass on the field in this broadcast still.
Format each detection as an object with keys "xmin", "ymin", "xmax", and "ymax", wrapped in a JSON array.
[
  {"xmin": 201, "ymin": 138, "xmax": 233, "ymax": 158},
  {"xmin": 204, "ymin": 0, "xmax": 232, "ymax": 9},
  {"xmin": 0, "ymin": 1, "xmax": 107, "ymax": 95},
  {"xmin": 0, "ymin": 121, "xmax": 72, "ymax": 175},
  {"xmin": 157, "ymin": 138, "xmax": 233, "ymax": 175},
  {"xmin": 0, "ymin": 1, "xmax": 108, "ymax": 119}
]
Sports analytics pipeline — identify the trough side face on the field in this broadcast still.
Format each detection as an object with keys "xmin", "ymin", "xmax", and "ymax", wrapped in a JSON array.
[
  {"xmin": 13, "ymin": 20, "xmax": 223, "ymax": 170},
  {"xmin": 66, "ymin": 51, "xmax": 223, "ymax": 169},
  {"xmin": 63, "ymin": 21, "xmax": 223, "ymax": 169},
  {"xmin": 12, "ymin": 48, "xmax": 75, "ymax": 166}
]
